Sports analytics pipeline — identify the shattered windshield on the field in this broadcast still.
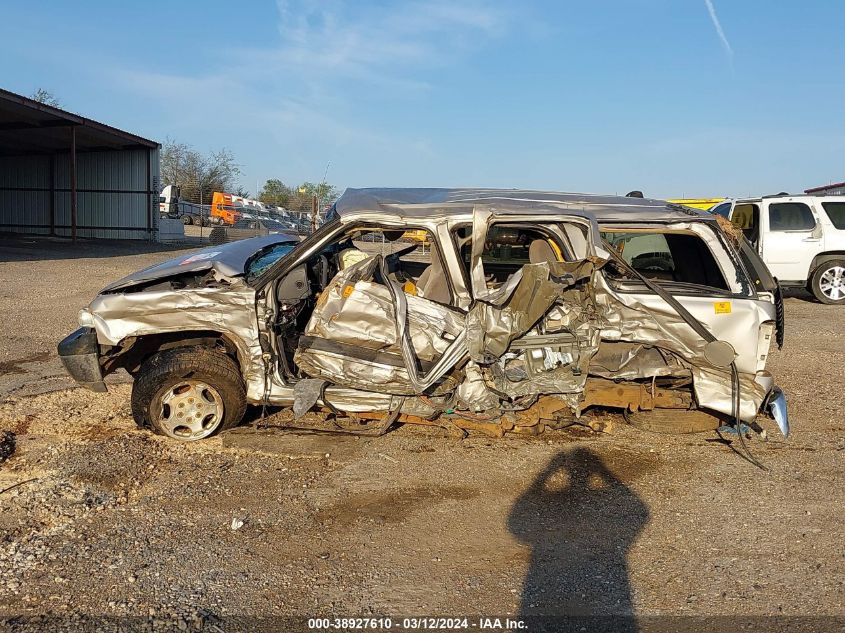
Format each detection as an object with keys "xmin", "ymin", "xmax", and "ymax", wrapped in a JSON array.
[{"xmin": 246, "ymin": 243, "xmax": 297, "ymax": 280}]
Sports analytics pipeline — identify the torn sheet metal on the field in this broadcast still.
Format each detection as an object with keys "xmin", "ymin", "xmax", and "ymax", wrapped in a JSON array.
[
  {"xmin": 465, "ymin": 260, "xmax": 595, "ymax": 363},
  {"xmin": 291, "ymin": 237, "xmax": 767, "ymax": 421},
  {"xmin": 293, "ymin": 257, "xmax": 465, "ymax": 394},
  {"xmin": 589, "ymin": 342, "xmax": 689, "ymax": 380},
  {"xmin": 293, "ymin": 378, "xmax": 326, "ymax": 419},
  {"xmin": 317, "ymin": 387, "xmax": 442, "ymax": 419},
  {"xmin": 691, "ymin": 366, "xmax": 766, "ymax": 421},
  {"xmin": 454, "ymin": 361, "xmax": 500, "ymax": 412},
  {"xmin": 87, "ymin": 277, "xmax": 268, "ymax": 401},
  {"xmin": 590, "ymin": 273, "xmax": 767, "ymax": 420}
]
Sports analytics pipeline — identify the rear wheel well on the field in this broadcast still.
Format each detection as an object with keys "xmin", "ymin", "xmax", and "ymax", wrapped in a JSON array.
[
  {"xmin": 809, "ymin": 252, "xmax": 845, "ymax": 278},
  {"xmin": 102, "ymin": 331, "xmax": 242, "ymax": 377}
]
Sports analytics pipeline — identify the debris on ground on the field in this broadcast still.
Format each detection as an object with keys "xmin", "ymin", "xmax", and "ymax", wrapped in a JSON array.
[{"xmin": 0, "ymin": 430, "xmax": 14, "ymax": 463}]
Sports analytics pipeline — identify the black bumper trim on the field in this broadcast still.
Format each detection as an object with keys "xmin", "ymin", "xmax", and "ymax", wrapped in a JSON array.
[{"xmin": 57, "ymin": 327, "xmax": 107, "ymax": 392}]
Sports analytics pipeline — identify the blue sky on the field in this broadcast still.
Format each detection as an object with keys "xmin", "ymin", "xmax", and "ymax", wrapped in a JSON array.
[{"xmin": 1, "ymin": 0, "xmax": 843, "ymax": 198}]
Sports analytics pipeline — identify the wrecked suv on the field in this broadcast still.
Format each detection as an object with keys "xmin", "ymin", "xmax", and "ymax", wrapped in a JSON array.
[{"xmin": 58, "ymin": 188, "xmax": 789, "ymax": 442}]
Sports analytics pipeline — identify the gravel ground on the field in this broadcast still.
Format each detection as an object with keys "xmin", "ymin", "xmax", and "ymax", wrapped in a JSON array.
[
  {"xmin": 0, "ymin": 236, "xmax": 194, "ymax": 400},
  {"xmin": 0, "ymin": 237, "xmax": 843, "ymax": 630}
]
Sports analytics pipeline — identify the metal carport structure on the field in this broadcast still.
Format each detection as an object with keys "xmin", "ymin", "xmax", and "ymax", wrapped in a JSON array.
[{"xmin": 0, "ymin": 88, "xmax": 160, "ymax": 241}]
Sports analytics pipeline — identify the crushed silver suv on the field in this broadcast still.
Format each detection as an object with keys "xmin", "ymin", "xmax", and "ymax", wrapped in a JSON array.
[{"xmin": 58, "ymin": 189, "xmax": 789, "ymax": 442}]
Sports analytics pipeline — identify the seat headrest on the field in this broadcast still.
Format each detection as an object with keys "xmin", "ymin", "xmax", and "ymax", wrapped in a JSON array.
[{"xmin": 529, "ymin": 239, "xmax": 557, "ymax": 265}]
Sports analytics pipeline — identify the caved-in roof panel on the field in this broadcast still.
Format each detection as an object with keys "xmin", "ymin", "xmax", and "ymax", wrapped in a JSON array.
[{"xmin": 335, "ymin": 187, "xmax": 710, "ymax": 222}]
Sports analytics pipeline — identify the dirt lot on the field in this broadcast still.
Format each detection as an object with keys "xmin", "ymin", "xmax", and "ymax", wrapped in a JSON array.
[{"xmin": 0, "ymin": 236, "xmax": 843, "ymax": 630}]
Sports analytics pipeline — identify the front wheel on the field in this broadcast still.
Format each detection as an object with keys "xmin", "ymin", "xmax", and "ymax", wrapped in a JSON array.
[
  {"xmin": 131, "ymin": 347, "xmax": 246, "ymax": 441},
  {"xmin": 810, "ymin": 260, "xmax": 845, "ymax": 304}
]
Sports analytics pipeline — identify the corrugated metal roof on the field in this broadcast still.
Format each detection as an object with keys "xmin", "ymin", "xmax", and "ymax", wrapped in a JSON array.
[
  {"xmin": 0, "ymin": 88, "xmax": 158, "ymax": 156},
  {"xmin": 805, "ymin": 181, "xmax": 845, "ymax": 194}
]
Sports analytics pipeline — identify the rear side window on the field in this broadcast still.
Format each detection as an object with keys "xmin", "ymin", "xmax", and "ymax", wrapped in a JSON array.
[
  {"xmin": 607, "ymin": 233, "xmax": 675, "ymax": 275},
  {"xmin": 602, "ymin": 231, "xmax": 729, "ymax": 291},
  {"xmin": 821, "ymin": 202, "xmax": 845, "ymax": 229},
  {"xmin": 768, "ymin": 202, "xmax": 816, "ymax": 231}
]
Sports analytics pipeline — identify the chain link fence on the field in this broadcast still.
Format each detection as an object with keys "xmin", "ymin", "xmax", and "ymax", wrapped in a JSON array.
[{"xmin": 156, "ymin": 179, "xmax": 326, "ymax": 246}]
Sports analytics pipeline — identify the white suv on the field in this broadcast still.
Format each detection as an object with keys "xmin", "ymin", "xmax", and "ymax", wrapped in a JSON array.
[{"xmin": 712, "ymin": 195, "xmax": 845, "ymax": 304}]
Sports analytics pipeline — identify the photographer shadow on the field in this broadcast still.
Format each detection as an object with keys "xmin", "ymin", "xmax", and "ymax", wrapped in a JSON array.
[{"xmin": 508, "ymin": 448, "xmax": 649, "ymax": 630}]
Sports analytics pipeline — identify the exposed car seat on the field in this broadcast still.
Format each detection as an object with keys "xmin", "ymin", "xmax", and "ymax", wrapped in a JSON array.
[
  {"xmin": 416, "ymin": 255, "xmax": 451, "ymax": 304},
  {"xmin": 529, "ymin": 239, "xmax": 558, "ymax": 265},
  {"xmin": 337, "ymin": 247, "xmax": 370, "ymax": 270}
]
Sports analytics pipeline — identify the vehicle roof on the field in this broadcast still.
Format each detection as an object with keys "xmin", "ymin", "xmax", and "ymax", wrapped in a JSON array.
[{"xmin": 334, "ymin": 188, "xmax": 713, "ymax": 223}]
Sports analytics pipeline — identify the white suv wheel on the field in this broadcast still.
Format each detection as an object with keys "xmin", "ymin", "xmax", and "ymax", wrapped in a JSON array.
[{"xmin": 811, "ymin": 260, "xmax": 845, "ymax": 304}]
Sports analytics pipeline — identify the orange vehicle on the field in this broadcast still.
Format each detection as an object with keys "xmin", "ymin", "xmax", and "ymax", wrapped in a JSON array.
[{"xmin": 210, "ymin": 192, "xmax": 244, "ymax": 225}]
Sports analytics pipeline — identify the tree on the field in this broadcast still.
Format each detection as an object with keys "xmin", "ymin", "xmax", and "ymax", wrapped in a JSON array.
[
  {"xmin": 160, "ymin": 139, "xmax": 241, "ymax": 204},
  {"xmin": 233, "ymin": 185, "xmax": 251, "ymax": 198},
  {"xmin": 258, "ymin": 179, "xmax": 293, "ymax": 207},
  {"xmin": 287, "ymin": 181, "xmax": 340, "ymax": 211},
  {"xmin": 258, "ymin": 179, "xmax": 338, "ymax": 211},
  {"xmin": 300, "ymin": 181, "xmax": 340, "ymax": 205},
  {"xmin": 30, "ymin": 88, "xmax": 60, "ymax": 108}
]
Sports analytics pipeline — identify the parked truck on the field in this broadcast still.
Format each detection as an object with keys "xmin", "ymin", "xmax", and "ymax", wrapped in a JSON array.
[
  {"xmin": 210, "ymin": 192, "xmax": 271, "ymax": 225},
  {"xmin": 159, "ymin": 185, "xmax": 209, "ymax": 226}
]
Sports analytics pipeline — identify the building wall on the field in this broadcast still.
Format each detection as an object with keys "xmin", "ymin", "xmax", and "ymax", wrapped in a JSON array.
[
  {"xmin": 0, "ymin": 154, "xmax": 51, "ymax": 234},
  {"xmin": 809, "ymin": 185, "xmax": 845, "ymax": 196},
  {"xmin": 0, "ymin": 147, "xmax": 160, "ymax": 240}
]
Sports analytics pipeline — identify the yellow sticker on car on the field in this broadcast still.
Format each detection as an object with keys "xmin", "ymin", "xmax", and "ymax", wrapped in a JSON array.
[{"xmin": 714, "ymin": 301, "xmax": 732, "ymax": 314}]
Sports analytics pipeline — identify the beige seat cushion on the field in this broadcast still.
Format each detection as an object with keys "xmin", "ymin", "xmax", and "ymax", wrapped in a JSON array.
[
  {"xmin": 416, "ymin": 256, "xmax": 451, "ymax": 304},
  {"xmin": 529, "ymin": 239, "xmax": 558, "ymax": 265}
]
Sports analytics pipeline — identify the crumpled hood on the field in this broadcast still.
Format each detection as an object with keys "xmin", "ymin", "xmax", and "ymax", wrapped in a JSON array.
[{"xmin": 100, "ymin": 234, "xmax": 297, "ymax": 293}]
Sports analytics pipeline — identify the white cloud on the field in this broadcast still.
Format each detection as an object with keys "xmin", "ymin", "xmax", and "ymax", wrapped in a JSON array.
[
  {"xmin": 703, "ymin": 0, "xmax": 733, "ymax": 59},
  {"xmin": 268, "ymin": 0, "xmax": 507, "ymax": 85},
  {"xmin": 108, "ymin": 1, "xmax": 509, "ymax": 185}
]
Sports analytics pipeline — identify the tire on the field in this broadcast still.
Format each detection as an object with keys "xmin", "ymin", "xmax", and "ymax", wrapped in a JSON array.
[
  {"xmin": 624, "ymin": 409, "xmax": 725, "ymax": 434},
  {"xmin": 774, "ymin": 282, "xmax": 785, "ymax": 349},
  {"xmin": 810, "ymin": 259, "xmax": 845, "ymax": 304},
  {"xmin": 182, "ymin": 215, "xmax": 193, "ymax": 225},
  {"xmin": 131, "ymin": 346, "xmax": 246, "ymax": 441}
]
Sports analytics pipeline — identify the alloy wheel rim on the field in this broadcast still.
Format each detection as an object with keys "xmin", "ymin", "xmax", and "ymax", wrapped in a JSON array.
[
  {"xmin": 819, "ymin": 265, "xmax": 845, "ymax": 301},
  {"xmin": 158, "ymin": 380, "xmax": 224, "ymax": 440}
]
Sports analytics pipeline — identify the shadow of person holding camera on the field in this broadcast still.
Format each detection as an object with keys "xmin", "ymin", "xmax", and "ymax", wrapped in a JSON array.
[{"xmin": 508, "ymin": 448, "xmax": 649, "ymax": 632}]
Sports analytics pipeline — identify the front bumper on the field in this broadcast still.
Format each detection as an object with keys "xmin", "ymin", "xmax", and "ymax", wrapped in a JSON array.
[{"xmin": 57, "ymin": 327, "xmax": 107, "ymax": 392}]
